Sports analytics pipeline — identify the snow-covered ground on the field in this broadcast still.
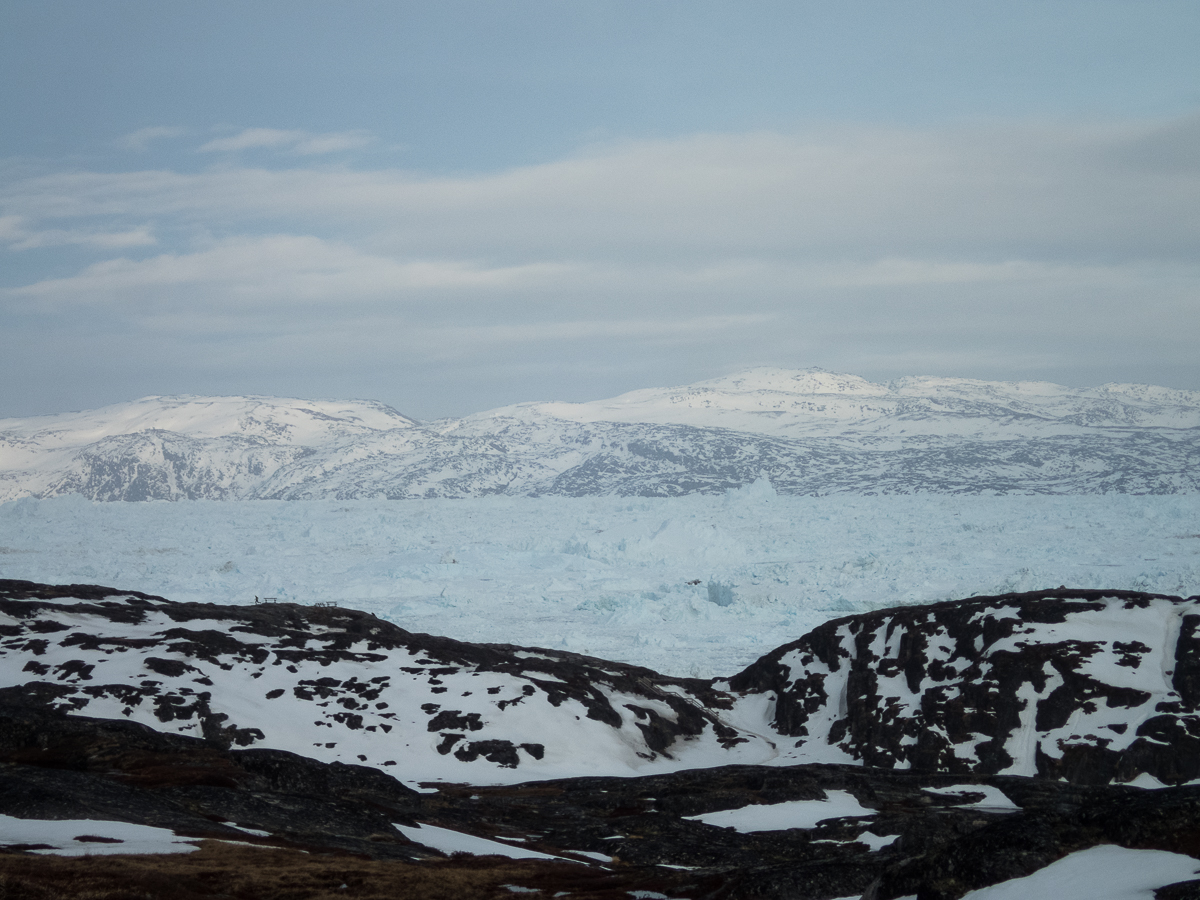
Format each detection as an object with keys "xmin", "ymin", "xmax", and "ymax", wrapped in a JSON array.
[
  {"xmin": 1, "ymin": 488, "xmax": 1197, "ymax": 678},
  {"xmin": 686, "ymin": 790, "xmax": 875, "ymax": 831},
  {"xmin": 954, "ymin": 844, "xmax": 1200, "ymax": 900},
  {"xmin": 391, "ymin": 824, "xmax": 567, "ymax": 861},
  {"xmin": 0, "ymin": 815, "xmax": 201, "ymax": 856}
]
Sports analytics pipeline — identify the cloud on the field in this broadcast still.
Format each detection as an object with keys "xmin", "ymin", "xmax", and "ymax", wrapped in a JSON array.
[
  {"xmin": 292, "ymin": 132, "xmax": 374, "ymax": 155},
  {"xmin": 0, "ymin": 214, "xmax": 155, "ymax": 251},
  {"xmin": 119, "ymin": 126, "xmax": 187, "ymax": 151},
  {"xmin": 0, "ymin": 215, "xmax": 22, "ymax": 241},
  {"xmin": 198, "ymin": 128, "xmax": 304, "ymax": 152},
  {"xmin": 198, "ymin": 128, "xmax": 372, "ymax": 154},
  {"xmin": 8, "ymin": 117, "xmax": 1197, "ymax": 265},
  {"xmin": 407, "ymin": 313, "xmax": 773, "ymax": 353},
  {"xmin": 5, "ymin": 234, "xmax": 573, "ymax": 309},
  {"xmin": 2, "ymin": 114, "xmax": 1198, "ymax": 415}
]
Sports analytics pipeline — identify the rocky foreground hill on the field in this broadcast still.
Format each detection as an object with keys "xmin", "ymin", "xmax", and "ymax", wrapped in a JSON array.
[
  {"xmin": 2, "ymin": 580, "xmax": 1200, "ymax": 898},
  {"xmin": 3, "ymin": 368, "xmax": 1199, "ymax": 501}
]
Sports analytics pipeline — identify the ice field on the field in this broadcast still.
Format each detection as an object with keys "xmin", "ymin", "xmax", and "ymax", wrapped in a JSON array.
[{"xmin": 2, "ymin": 485, "xmax": 1198, "ymax": 678}]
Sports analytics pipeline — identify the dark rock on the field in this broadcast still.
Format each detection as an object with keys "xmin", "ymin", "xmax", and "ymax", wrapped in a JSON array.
[
  {"xmin": 4, "ymin": 579, "xmax": 1200, "ymax": 898},
  {"xmin": 728, "ymin": 588, "xmax": 1200, "ymax": 786}
]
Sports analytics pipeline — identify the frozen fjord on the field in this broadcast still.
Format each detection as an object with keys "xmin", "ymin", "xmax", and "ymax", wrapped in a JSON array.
[{"xmin": 1, "ymin": 489, "xmax": 1197, "ymax": 679}]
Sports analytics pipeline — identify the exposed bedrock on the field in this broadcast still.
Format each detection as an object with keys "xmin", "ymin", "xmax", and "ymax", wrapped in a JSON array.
[
  {"xmin": 728, "ymin": 588, "xmax": 1200, "ymax": 784},
  {"xmin": 3, "ymin": 580, "xmax": 1200, "ymax": 786}
]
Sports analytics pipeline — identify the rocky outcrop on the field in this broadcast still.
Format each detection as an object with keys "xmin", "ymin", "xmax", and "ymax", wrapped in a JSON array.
[
  {"xmin": 0, "ymin": 698, "xmax": 427, "ymax": 860},
  {"xmin": 4, "ymin": 580, "xmax": 1200, "ymax": 897},
  {"xmin": 3, "ymin": 695, "xmax": 1200, "ymax": 899},
  {"xmin": 0, "ymin": 579, "xmax": 767, "ymax": 784},
  {"xmin": 727, "ymin": 588, "xmax": 1200, "ymax": 785},
  {"xmin": 5, "ymin": 581, "xmax": 1200, "ymax": 787}
]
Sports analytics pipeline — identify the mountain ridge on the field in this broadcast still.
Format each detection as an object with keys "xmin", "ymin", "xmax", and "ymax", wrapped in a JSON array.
[{"xmin": 2, "ymin": 368, "xmax": 1198, "ymax": 501}]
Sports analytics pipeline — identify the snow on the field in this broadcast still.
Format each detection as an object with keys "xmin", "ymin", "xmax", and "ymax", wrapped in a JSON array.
[
  {"xmin": 1, "ymin": 492, "xmax": 1196, "ymax": 678},
  {"xmin": 572, "ymin": 850, "xmax": 615, "ymax": 862},
  {"xmin": 956, "ymin": 844, "xmax": 1200, "ymax": 899},
  {"xmin": 856, "ymin": 833, "xmax": 898, "ymax": 851},
  {"xmin": 223, "ymin": 823, "xmax": 272, "ymax": 837},
  {"xmin": 922, "ymin": 785, "xmax": 1021, "ymax": 811},
  {"xmin": 464, "ymin": 367, "xmax": 1200, "ymax": 439},
  {"xmin": 686, "ymin": 790, "xmax": 874, "ymax": 831},
  {"xmin": 813, "ymin": 833, "xmax": 898, "ymax": 851},
  {"xmin": 1124, "ymin": 772, "xmax": 1169, "ymax": 789},
  {"xmin": 5, "ymin": 373, "xmax": 1199, "ymax": 503},
  {"xmin": 0, "ymin": 814, "xmax": 199, "ymax": 855},
  {"xmin": 0, "ymin": 394, "xmax": 413, "ymax": 446},
  {"xmin": 393, "ymin": 823, "xmax": 565, "ymax": 861}
]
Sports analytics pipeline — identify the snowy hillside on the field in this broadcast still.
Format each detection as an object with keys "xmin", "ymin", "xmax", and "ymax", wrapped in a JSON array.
[
  {"xmin": 0, "ymin": 395, "xmax": 415, "ymax": 502},
  {"xmin": 3, "ymin": 580, "xmax": 1197, "ymax": 789},
  {"xmin": 456, "ymin": 367, "xmax": 1200, "ymax": 439},
  {"xmin": 724, "ymin": 589, "xmax": 1200, "ymax": 782},
  {"xmin": 2, "ymin": 368, "xmax": 1199, "ymax": 501}
]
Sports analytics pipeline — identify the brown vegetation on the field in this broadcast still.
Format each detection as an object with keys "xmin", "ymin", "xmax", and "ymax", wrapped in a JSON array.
[{"xmin": 0, "ymin": 842, "xmax": 674, "ymax": 900}]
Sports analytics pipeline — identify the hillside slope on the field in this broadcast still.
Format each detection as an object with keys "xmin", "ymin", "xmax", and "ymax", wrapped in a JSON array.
[{"xmin": 3, "ymin": 580, "xmax": 1198, "ymax": 788}]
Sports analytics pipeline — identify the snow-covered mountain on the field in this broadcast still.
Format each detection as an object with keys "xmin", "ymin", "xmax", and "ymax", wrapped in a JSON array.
[
  {"xmin": 457, "ymin": 367, "xmax": 1200, "ymax": 439},
  {"xmin": 0, "ymin": 395, "xmax": 416, "ymax": 502},
  {"xmin": 2, "ymin": 368, "xmax": 1198, "ymax": 501}
]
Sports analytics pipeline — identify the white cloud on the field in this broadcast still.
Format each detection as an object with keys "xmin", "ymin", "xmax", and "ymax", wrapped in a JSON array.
[
  {"xmin": 7, "ymin": 117, "xmax": 1197, "ymax": 265},
  {"xmin": 0, "ymin": 215, "xmax": 22, "ymax": 241},
  {"xmin": 0, "ymin": 214, "xmax": 155, "ymax": 251},
  {"xmin": 2, "ymin": 114, "xmax": 1198, "ymax": 411},
  {"xmin": 199, "ymin": 128, "xmax": 305, "ymax": 152},
  {"xmin": 292, "ymin": 132, "xmax": 373, "ymax": 155},
  {"xmin": 198, "ymin": 128, "xmax": 372, "ymax": 154},
  {"xmin": 5, "ymin": 234, "xmax": 573, "ymax": 309},
  {"xmin": 408, "ymin": 313, "xmax": 773, "ymax": 352},
  {"xmin": 119, "ymin": 126, "xmax": 187, "ymax": 151}
]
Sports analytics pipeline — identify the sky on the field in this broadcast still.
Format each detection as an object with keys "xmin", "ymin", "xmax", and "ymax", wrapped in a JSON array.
[{"xmin": 2, "ymin": 1, "xmax": 1199, "ymax": 421}]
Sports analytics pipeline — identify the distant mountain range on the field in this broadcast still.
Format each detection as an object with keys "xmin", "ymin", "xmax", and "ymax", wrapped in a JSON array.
[{"xmin": 2, "ymin": 368, "xmax": 1198, "ymax": 501}]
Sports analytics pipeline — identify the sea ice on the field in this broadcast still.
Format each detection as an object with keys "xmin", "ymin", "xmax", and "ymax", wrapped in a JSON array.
[{"xmin": 1, "ymin": 492, "xmax": 1196, "ymax": 678}]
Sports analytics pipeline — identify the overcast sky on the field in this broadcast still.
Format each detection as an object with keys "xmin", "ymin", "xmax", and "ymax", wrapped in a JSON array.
[{"xmin": 2, "ymin": 1, "xmax": 1199, "ymax": 420}]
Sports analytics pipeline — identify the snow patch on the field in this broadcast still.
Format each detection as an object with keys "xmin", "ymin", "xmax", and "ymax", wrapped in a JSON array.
[
  {"xmin": 958, "ymin": 844, "xmax": 1200, "ymax": 899},
  {"xmin": 0, "ymin": 814, "xmax": 199, "ymax": 856},
  {"xmin": 686, "ymin": 790, "xmax": 874, "ymax": 832},
  {"xmin": 393, "ymin": 823, "xmax": 566, "ymax": 861}
]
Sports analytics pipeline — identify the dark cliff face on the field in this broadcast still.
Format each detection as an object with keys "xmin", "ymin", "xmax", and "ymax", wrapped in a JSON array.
[{"xmin": 727, "ymin": 588, "xmax": 1200, "ymax": 786}]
